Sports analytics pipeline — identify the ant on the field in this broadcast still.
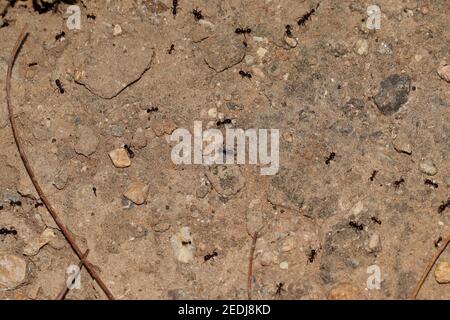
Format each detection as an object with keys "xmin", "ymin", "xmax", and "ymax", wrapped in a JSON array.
[
  {"xmin": 28, "ymin": 62, "xmax": 38, "ymax": 67},
  {"xmin": 0, "ymin": 227, "xmax": 17, "ymax": 236},
  {"xmin": 297, "ymin": 4, "xmax": 319, "ymax": 26},
  {"xmin": 275, "ymin": 282, "xmax": 286, "ymax": 296},
  {"xmin": 371, "ymin": 217, "xmax": 382, "ymax": 225},
  {"xmin": 182, "ymin": 240, "xmax": 192, "ymax": 246},
  {"xmin": 285, "ymin": 24, "xmax": 293, "ymax": 37},
  {"xmin": 9, "ymin": 200, "xmax": 22, "ymax": 207},
  {"xmin": 394, "ymin": 178, "xmax": 405, "ymax": 188},
  {"xmin": 204, "ymin": 250, "xmax": 218, "ymax": 262},
  {"xmin": 438, "ymin": 198, "xmax": 450, "ymax": 213},
  {"xmin": 308, "ymin": 249, "xmax": 317, "ymax": 263},
  {"xmin": 168, "ymin": 44, "xmax": 175, "ymax": 54},
  {"xmin": 92, "ymin": 187, "xmax": 97, "ymax": 197},
  {"xmin": 192, "ymin": 8, "xmax": 204, "ymax": 20},
  {"xmin": 369, "ymin": 170, "xmax": 378, "ymax": 181},
  {"xmin": 172, "ymin": 0, "xmax": 179, "ymax": 16},
  {"xmin": 55, "ymin": 31, "xmax": 65, "ymax": 41},
  {"xmin": 55, "ymin": 79, "xmax": 65, "ymax": 94},
  {"xmin": 349, "ymin": 221, "xmax": 364, "ymax": 231},
  {"xmin": 146, "ymin": 106, "xmax": 159, "ymax": 113},
  {"xmin": 239, "ymin": 70, "xmax": 252, "ymax": 79},
  {"xmin": 34, "ymin": 202, "xmax": 44, "ymax": 208},
  {"xmin": 217, "ymin": 118, "xmax": 232, "ymax": 126},
  {"xmin": 424, "ymin": 179, "xmax": 438, "ymax": 188},
  {"xmin": 235, "ymin": 27, "xmax": 251, "ymax": 34},
  {"xmin": 434, "ymin": 236, "xmax": 443, "ymax": 248},
  {"xmin": 325, "ymin": 152, "xmax": 336, "ymax": 165},
  {"xmin": 0, "ymin": 205, "xmax": 3, "ymax": 210},
  {"xmin": 124, "ymin": 144, "xmax": 135, "ymax": 159},
  {"xmin": 87, "ymin": 14, "xmax": 96, "ymax": 20}
]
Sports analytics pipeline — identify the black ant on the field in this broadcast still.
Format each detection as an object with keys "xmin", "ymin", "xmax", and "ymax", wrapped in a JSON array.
[
  {"xmin": 28, "ymin": 62, "xmax": 38, "ymax": 67},
  {"xmin": 168, "ymin": 44, "xmax": 175, "ymax": 54},
  {"xmin": 297, "ymin": 4, "xmax": 319, "ymax": 26},
  {"xmin": 146, "ymin": 106, "xmax": 159, "ymax": 113},
  {"xmin": 285, "ymin": 24, "xmax": 292, "ymax": 37},
  {"xmin": 34, "ymin": 202, "xmax": 44, "ymax": 208},
  {"xmin": 438, "ymin": 199, "xmax": 450, "ymax": 213},
  {"xmin": 216, "ymin": 118, "xmax": 232, "ymax": 126},
  {"xmin": 275, "ymin": 282, "xmax": 285, "ymax": 296},
  {"xmin": 424, "ymin": 179, "xmax": 438, "ymax": 188},
  {"xmin": 182, "ymin": 240, "xmax": 192, "ymax": 246},
  {"xmin": 55, "ymin": 79, "xmax": 65, "ymax": 94},
  {"xmin": 308, "ymin": 249, "xmax": 317, "ymax": 263},
  {"xmin": 9, "ymin": 200, "xmax": 22, "ymax": 207},
  {"xmin": 369, "ymin": 170, "xmax": 378, "ymax": 181},
  {"xmin": 55, "ymin": 31, "xmax": 65, "ymax": 41},
  {"xmin": 325, "ymin": 152, "xmax": 336, "ymax": 165},
  {"xmin": 92, "ymin": 187, "xmax": 97, "ymax": 197},
  {"xmin": 235, "ymin": 27, "xmax": 251, "ymax": 34},
  {"xmin": 434, "ymin": 236, "xmax": 443, "ymax": 248},
  {"xmin": 0, "ymin": 227, "xmax": 17, "ymax": 236},
  {"xmin": 349, "ymin": 221, "xmax": 364, "ymax": 231},
  {"xmin": 394, "ymin": 178, "xmax": 405, "ymax": 188},
  {"xmin": 172, "ymin": 0, "xmax": 179, "ymax": 16},
  {"xmin": 87, "ymin": 14, "xmax": 96, "ymax": 20},
  {"xmin": 371, "ymin": 217, "xmax": 382, "ymax": 225},
  {"xmin": 192, "ymin": 8, "xmax": 203, "ymax": 20},
  {"xmin": 239, "ymin": 70, "xmax": 252, "ymax": 79},
  {"xmin": 124, "ymin": 144, "xmax": 135, "ymax": 159},
  {"xmin": 204, "ymin": 250, "xmax": 218, "ymax": 262}
]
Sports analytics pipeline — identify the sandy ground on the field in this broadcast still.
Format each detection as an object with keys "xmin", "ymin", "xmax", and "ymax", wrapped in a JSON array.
[{"xmin": 0, "ymin": 0, "xmax": 449, "ymax": 300}]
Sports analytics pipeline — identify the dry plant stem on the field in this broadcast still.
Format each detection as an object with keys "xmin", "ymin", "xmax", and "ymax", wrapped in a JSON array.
[
  {"xmin": 411, "ymin": 235, "xmax": 450, "ymax": 299},
  {"xmin": 56, "ymin": 249, "xmax": 90, "ymax": 300},
  {"xmin": 6, "ymin": 27, "xmax": 115, "ymax": 300},
  {"xmin": 247, "ymin": 232, "xmax": 259, "ymax": 300}
]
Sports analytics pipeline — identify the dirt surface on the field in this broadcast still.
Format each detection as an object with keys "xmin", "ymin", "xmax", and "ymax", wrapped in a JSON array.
[{"xmin": 0, "ymin": 0, "xmax": 449, "ymax": 300}]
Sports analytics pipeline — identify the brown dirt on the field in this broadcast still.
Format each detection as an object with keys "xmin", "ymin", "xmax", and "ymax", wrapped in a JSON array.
[{"xmin": 0, "ymin": 0, "xmax": 449, "ymax": 300}]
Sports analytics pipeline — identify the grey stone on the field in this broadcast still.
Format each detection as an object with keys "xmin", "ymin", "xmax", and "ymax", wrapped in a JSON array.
[{"xmin": 374, "ymin": 74, "xmax": 411, "ymax": 115}]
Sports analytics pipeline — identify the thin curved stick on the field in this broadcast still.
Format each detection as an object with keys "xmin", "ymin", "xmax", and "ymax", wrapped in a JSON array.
[
  {"xmin": 6, "ymin": 27, "xmax": 114, "ymax": 300},
  {"xmin": 411, "ymin": 235, "xmax": 450, "ymax": 299}
]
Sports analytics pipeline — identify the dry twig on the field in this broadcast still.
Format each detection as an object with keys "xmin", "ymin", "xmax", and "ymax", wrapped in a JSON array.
[
  {"xmin": 411, "ymin": 235, "xmax": 450, "ymax": 299},
  {"xmin": 6, "ymin": 27, "xmax": 114, "ymax": 300}
]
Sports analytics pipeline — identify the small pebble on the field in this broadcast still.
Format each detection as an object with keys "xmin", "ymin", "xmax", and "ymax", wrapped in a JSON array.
[
  {"xmin": 354, "ymin": 39, "xmax": 369, "ymax": 56},
  {"xmin": 109, "ymin": 148, "xmax": 131, "ymax": 168},
  {"xmin": 444, "ymin": 176, "xmax": 450, "ymax": 188},
  {"xmin": 419, "ymin": 160, "xmax": 438, "ymax": 176},
  {"xmin": 0, "ymin": 254, "xmax": 27, "ymax": 290},
  {"xmin": 132, "ymin": 128, "xmax": 147, "ymax": 149},
  {"xmin": 279, "ymin": 261, "xmax": 289, "ymax": 270},
  {"xmin": 281, "ymin": 237, "xmax": 294, "ymax": 252},
  {"xmin": 377, "ymin": 42, "xmax": 393, "ymax": 55},
  {"xmin": 123, "ymin": 182, "xmax": 149, "ymax": 205},
  {"xmin": 393, "ymin": 135, "xmax": 412, "ymax": 155},
  {"xmin": 284, "ymin": 36, "xmax": 297, "ymax": 48},
  {"xmin": 111, "ymin": 124, "xmax": 124, "ymax": 137},
  {"xmin": 257, "ymin": 47, "xmax": 267, "ymax": 59},
  {"xmin": 244, "ymin": 55, "xmax": 255, "ymax": 66},
  {"xmin": 113, "ymin": 24, "xmax": 122, "ymax": 36},
  {"xmin": 208, "ymin": 108, "xmax": 218, "ymax": 118},
  {"xmin": 23, "ymin": 228, "xmax": 56, "ymax": 256},
  {"xmin": 435, "ymin": 262, "xmax": 450, "ymax": 284},
  {"xmin": 328, "ymin": 283, "xmax": 360, "ymax": 300},
  {"xmin": 365, "ymin": 233, "xmax": 382, "ymax": 253},
  {"xmin": 260, "ymin": 251, "xmax": 276, "ymax": 266},
  {"xmin": 170, "ymin": 227, "xmax": 195, "ymax": 264},
  {"xmin": 437, "ymin": 63, "xmax": 450, "ymax": 83}
]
